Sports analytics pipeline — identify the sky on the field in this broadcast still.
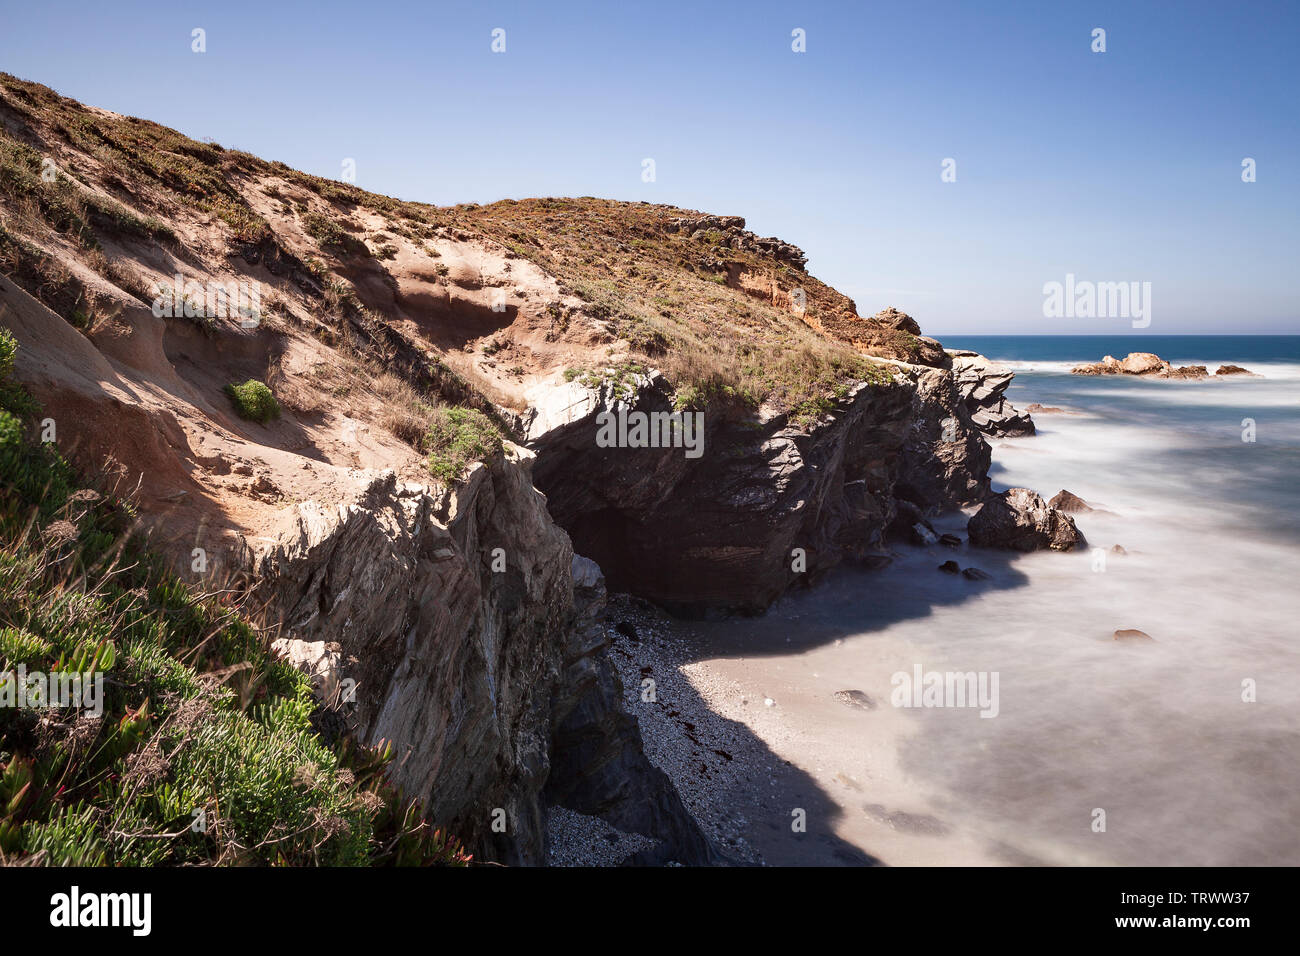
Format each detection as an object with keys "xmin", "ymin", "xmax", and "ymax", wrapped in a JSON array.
[{"xmin": 2, "ymin": 0, "xmax": 1297, "ymax": 333}]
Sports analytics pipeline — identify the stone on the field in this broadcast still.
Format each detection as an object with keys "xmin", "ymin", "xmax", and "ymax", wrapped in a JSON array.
[
  {"xmin": 1048, "ymin": 489, "xmax": 1092, "ymax": 513},
  {"xmin": 1113, "ymin": 628, "xmax": 1154, "ymax": 641},
  {"xmin": 967, "ymin": 487, "xmax": 1086, "ymax": 552},
  {"xmin": 961, "ymin": 566, "xmax": 991, "ymax": 580},
  {"xmin": 833, "ymin": 690, "xmax": 877, "ymax": 711},
  {"xmin": 938, "ymin": 560, "xmax": 961, "ymax": 574},
  {"xmin": 947, "ymin": 351, "xmax": 1035, "ymax": 436}
]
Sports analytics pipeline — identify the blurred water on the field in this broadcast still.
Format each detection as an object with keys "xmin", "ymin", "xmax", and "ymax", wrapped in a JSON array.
[{"xmin": 697, "ymin": 337, "xmax": 1300, "ymax": 865}]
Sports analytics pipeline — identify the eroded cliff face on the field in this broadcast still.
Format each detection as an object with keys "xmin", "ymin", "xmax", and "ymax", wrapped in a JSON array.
[
  {"xmin": 526, "ymin": 358, "xmax": 993, "ymax": 615},
  {"xmin": 241, "ymin": 450, "xmax": 713, "ymax": 864}
]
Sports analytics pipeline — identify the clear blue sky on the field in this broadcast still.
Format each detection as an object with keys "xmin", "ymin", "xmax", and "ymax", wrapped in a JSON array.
[{"xmin": 3, "ymin": 0, "xmax": 1297, "ymax": 333}]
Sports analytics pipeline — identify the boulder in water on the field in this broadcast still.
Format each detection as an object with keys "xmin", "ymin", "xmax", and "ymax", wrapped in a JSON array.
[
  {"xmin": 1048, "ymin": 489, "xmax": 1093, "ymax": 513},
  {"xmin": 1113, "ymin": 628, "xmax": 1154, "ymax": 642},
  {"xmin": 968, "ymin": 487, "xmax": 1086, "ymax": 552}
]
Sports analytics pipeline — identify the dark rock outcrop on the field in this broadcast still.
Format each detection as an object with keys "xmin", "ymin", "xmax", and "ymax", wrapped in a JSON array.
[
  {"xmin": 529, "ymin": 359, "xmax": 991, "ymax": 614},
  {"xmin": 544, "ymin": 556, "xmax": 717, "ymax": 864},
  {"xmin": 948, "ymin": 350, "xmax": 1035, "ymax": 436},
  {"xmin": 250, "ymin": 454, "xmax": 709, "ymax": 865},
  {"xmin": 967, "ymin": 487, "xmax": 1086, "ymax": 552},
  {"xmin": 1216, "ymin": 364, "xmax": 1258, "ymax": 376}
]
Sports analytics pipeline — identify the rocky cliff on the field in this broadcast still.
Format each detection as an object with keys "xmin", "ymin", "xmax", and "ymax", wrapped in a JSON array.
[
  {"xmin": 527, "ymin": 355, "xmax": 992, "ymax": 615},
  {"xmin": 0, "ymin": 73, "xmax": 1024, "ymax": 864}
]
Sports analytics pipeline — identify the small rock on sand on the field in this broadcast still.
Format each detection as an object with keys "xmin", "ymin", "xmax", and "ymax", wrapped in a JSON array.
[{"xmin": 833, "ymin": 690, "xmax": 877, "ymax": 711}]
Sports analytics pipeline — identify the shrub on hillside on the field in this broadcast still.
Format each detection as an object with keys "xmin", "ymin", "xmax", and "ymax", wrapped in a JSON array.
[
  {"xmin": 224, "ymin": 379, "xmax": 280, "ymax": 424},
  {"xmin": 424, "ymin": 406, "xmax": 503, "ymax": 485}
]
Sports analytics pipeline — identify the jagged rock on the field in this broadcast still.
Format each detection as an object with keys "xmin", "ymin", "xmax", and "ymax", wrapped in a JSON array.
[
  {"xmin": 938, "ymin": 560, "xmax": 961, "ymax": 574},
  {"xmin": 948, "ymin": 350, "xmax": 1035, "ymax": 436},
  {"xmin": 1048, "ymin": 489, "xmax": 1093, "ymax": 513},
  {"xmin": 530, "ymin": 358, "xmax": 991, "ymax": 614},
  {"xmin": 871, "ymin": 306, "xmax": 922, "ymax": 336},
  {"xmin": 1026, "ymin": 403, "xmax": 1065, "ymax": 414},
  {"xmin": 961, "ymin": 566, "xmax": 991, "ymax": 580},
  {"xmin": 246, "ymin": 458, "xmax": 709, "ymax": 866},
  {"xmin": 665, "ymin": 214, "xmax": 808, "ymax": 269},
  {"xmin": 967, "ymin": 487, "xmax": 1086, "ymax": 552},
  {"xmin": 1216, "ymin": 365, "xmax": 1258, "ymax": 376},
  {"xmin": 1114, "ymin": 628, "xmax": 1154, "ymax": 641}
]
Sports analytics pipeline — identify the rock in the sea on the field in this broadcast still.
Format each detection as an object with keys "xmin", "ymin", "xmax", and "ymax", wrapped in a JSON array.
[
  {"xmin": 1048, "ymin": 489, "xmax": 1093, "ymax": 513},
  {"xmin": 1113, "ymin": 628, "xmax": 1154, "ymax": 641},
  {"xmin": 938, "ymin": 560, "xmax": 961, "ymax": 574},
  {"xmin": 912, "ymin": 522, "xmax": 940, "ymax": 546},
  {"xmin": 1110, "ymin": 544, "xmax": 1127, "ymax": 554},
  {"xmin": 1216, "ymin": 365, "xmax": 1257, "ymax": 376},
  {"xmin": 1026, "ymin": 403, "xmax": 1065, "ymax": 414},
  {"xmin": 961, "ymin": 566, "xmax": 991, "ymax": 580},
  {"xmin": 1120, "ymin": 352, "xmax": 1168, "ymax": 375},
  {"xmin": 833, "ymin": 690, "xmax": 877, "ymax": 711},
  {"xmin": 1072, "ymin": 352, "xmax": 1209, "ymax": 379},
  {"xmin": 967, "ymin": 487, "xmax": 1086, "ymax": 552},
  {"xmin": 1165, "ymin": 365, "xmax": 1209, "ymax": 379},
  {"xmin": 939, "ymin": 533, "xmax": 962, "ymax": 548}
]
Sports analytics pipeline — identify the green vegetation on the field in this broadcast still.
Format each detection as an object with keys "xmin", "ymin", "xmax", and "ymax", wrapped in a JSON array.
[
  {"xmin": 423, "ymin": 406, "xmax": 503, "ymax": 485},
  {"xmin": 0, "ymin": 338, "xmax": 470, "ymax": 866},
  {"xmin": 302, "ymin": 211, "xmax": 369, "ymax": 257},
  {"xmin": 223, "ymin": 380, "xmax": 281, "ymax": 424}
]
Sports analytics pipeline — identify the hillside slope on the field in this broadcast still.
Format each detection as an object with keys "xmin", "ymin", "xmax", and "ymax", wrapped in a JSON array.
[{"xmin": 0, "ymin": 73, "xmax": 1025, "ymax": 862}]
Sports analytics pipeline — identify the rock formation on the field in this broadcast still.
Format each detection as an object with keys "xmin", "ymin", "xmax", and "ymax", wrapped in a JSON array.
[
  {"xmin": 527, "ymin": 357, "xmax": 993, "ymax": 615},
  {"xmin": 948, "ymin": 350, "xmax": 1036, "ymax": 436},
  {"xmin": 1048, "ymin": 489, "xmax": 1092, "ymax": 513},
  {"xmin": 967, "ymin": 487, "xmax": 1086, "ymax": 552},
  {"xmin": 1071, "ymin": 352, "xmax": 1234, "ymax": 380}
]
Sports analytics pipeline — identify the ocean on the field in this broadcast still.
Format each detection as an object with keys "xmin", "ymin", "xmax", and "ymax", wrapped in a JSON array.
[{"xmin": 687, "ymin": 334, "xmax": 1300, "ymax": 865}]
